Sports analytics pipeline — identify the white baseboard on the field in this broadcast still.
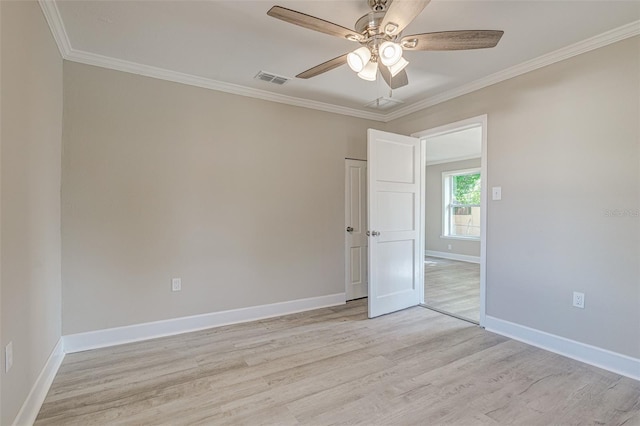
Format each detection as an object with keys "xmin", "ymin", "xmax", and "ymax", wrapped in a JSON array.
[
  {"xmin": 12, "ymin": 338, "xmax": 65, "ymax": 426},
  {"xmin": 425, "ymin": 250, "xmax": 480, "ymax": 264},
  {"xmin": 484, "ymin": 315, "xmax": 640, "ymax": 381},
  {"xmin": 64, "ymin": 293, "xmax": 346, "ymax": 353}
]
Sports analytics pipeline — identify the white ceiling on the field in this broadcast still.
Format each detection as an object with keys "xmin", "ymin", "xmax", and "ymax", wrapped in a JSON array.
[{"xmin": 49, "ymin": 1, "xmax": 640, "ymax": 120}]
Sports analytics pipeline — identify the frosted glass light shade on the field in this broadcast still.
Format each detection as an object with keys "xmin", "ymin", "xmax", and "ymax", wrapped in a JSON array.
[
  {"xmin": 379, "ymin": 41, "xmax": 402, "ymax": 66},
  {"xmin": 388, "ymin": 57, "xmax": 409, "ymax": 77},
  {"xmin": 357, "ymin": 60, "xmax": 378, "ymax": 81},
  {"xmin": 347, "ymin": 47, "xmax": 372, "ymax": 73}
]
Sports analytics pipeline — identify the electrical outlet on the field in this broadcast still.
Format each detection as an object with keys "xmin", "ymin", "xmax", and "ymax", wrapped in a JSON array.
[
  {"xmin": 447, "ymin": 244, "xmax": 452, "ymax": 250},
  {"xmin": 171, "ymin": 278, "xmax": 181, "ymax": 292},
  {"xmin": 5, "ymin": 341, "xmax": 13, "ymax": 373},
  {"xmin": 572, "ymin": 291, "xmax": 585, "ymax": 309}
]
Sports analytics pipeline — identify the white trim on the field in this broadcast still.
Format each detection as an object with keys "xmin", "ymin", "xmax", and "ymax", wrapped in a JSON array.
[
  {"xmin": 64, "ymin": 293, "xmax": 345, "ymax": 353},
  {"xmin": 65, "ymin": 50, "xmax": 387, "ymax": 122},
  {"xmin": 439, "ymin": 235, "xmax": 480, "ymax": 242},
  {"xmin": 413, "ymin": 120, "xmax": 483, "ymax": 139},
  {"xmin": 38, "ymin": 0, "xmax": 72, "ymax": 57},
  {"xmin": 444, "ymin": 168, "xmax": 482, "ymax": 180},
  {"xmin": 12, "ymin": 339, "xmax": 65, "ymax": 426},
  {"xmin": 36, "ymin": 1, "xmax": 640, "ymax": 123},
  {"xmin": 385, "ymin": 21, "xmax": 640, "ymax": 121},
  {"xmin": 479, "ymin": 118, "xmax": 488, "ymax": 325},
  {"xmin": 418, "ymin": 138, "xmax": 427, "ymax": 309},
  {"xmin": 425, "ymin": 250, "xmax": 480, "ymax": 264},
  {"xmin": 484, "ymin": 316, "xmax": 640, "ymax": 381}
]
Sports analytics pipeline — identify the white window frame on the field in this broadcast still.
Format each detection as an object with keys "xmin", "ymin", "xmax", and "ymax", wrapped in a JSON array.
[{"xmin": 442, "ymin": 168, "xmax": 481, "ymax": 240}]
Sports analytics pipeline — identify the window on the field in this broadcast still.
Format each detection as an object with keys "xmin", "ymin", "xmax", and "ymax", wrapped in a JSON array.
[{"xmin": 443, "ymin": 169, "xmax": 481, "ymax": 239}]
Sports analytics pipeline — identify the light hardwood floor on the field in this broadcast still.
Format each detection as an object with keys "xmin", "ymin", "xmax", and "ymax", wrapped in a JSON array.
[
  {"xmin": 425, "ymin": 256, "xmax": 480, "ymax": 323},
  {"xmin": 36, "ymin": 300, "xmax": 639, "ymax": 425}
]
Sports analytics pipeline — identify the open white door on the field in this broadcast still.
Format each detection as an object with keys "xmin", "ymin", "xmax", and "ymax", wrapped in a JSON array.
[{"xmin": 367, "ymin": 129, "xmax": 422, "ymax": 318}]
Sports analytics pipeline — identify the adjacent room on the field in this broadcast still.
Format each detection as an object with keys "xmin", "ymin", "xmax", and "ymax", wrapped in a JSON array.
[
  {"xmin": 423, "ymin": 124, "xmax": 483, "ymax": 323},
  {"xmin": 2, "ymin": 1, "xmax": 639, "ymax": 424}
]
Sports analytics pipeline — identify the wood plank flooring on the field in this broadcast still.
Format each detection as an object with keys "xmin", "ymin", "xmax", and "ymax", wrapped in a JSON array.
[
  {"xmin": 424, "ymin": 256, "xmax": 480, "ymax": 323},
  {"xmin": 36, "ymin": 300, "xmax": 640, "ymax": 425}
]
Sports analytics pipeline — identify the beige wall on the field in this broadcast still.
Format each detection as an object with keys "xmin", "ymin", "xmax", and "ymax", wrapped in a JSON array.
[
  {"xmin": 61, "ymin": 62, "xmax": 380, "ymax": 335},
  {"xmin": 389, "ymin": 37, "xmax": 640, "ymax": 358},
  {"xmin": 426, "ymin": 158, "xmax": 481, "ymax": 257},
  {"xmin": 0, "ymin": 2, "xmax": 63, "ymax": 424}
]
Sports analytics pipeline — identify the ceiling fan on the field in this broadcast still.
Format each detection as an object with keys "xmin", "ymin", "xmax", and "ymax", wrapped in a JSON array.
[{"xmin": 267, "ymin": 0, "xmax": 504, "ymax": 89}]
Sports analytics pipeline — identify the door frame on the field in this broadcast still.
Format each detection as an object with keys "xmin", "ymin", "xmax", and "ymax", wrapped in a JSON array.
[{"xmin": 412, "ymin": 114, "xmax": 488, "ymax": 326}]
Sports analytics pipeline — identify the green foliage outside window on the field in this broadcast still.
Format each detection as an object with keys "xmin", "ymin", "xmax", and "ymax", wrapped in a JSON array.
[{"xmin": 453, "ymin": 173, "xmax": 481, "ymax": 205}]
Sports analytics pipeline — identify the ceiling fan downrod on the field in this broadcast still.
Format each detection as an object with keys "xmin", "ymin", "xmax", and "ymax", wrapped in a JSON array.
[{"xmin": 368, "ymin": 0, "xmax": 389, "ymax": 12}]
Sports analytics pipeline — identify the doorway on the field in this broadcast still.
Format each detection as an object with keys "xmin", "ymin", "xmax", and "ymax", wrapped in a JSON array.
[{"xmin": 412, "ymin": 116, "xmax": 487, "ymax": 325}]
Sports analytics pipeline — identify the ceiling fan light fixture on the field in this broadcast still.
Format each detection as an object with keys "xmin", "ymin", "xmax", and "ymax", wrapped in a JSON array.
[
  {"xmin": 388, "ymin": 57, "xmax": 409, "ymax": 77},
  {"xmin": 347, "ymin": 46, "xmax": 372, "ymax": 72},
  {"xmin": 357, "ymin": 60, "xmax": 378, "ymax": 81},
  {"xmin": 379, "ymin": 41, "xmax": 402, "ymax": 66}
]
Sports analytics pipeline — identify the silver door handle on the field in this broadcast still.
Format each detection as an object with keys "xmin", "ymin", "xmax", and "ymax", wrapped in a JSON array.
[
  {"xmin": 371, "ymin": 230, "xmax": 380, "ymax": 237},
  {"xmin": 346, "ymin": 226, "xmax": 354, "ymax": 233}
]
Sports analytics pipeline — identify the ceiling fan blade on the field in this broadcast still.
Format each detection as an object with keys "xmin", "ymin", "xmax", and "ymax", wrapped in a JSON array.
[
  {"xmin": 379, "ymin": 65, "xmax": 409, "ymax": 89},
  {"xmin": 401, "ymin": 30, "xmax": 504, "ymax": 51},
  {"xmin": 268, "ymin": 6, "xmax": 362, "ymax": 41},
  {"xmin": 296, "ymin": 53, "xmax": 349, "ymax": 79},
  {"xmin": 380, "ymin": 0, "xmax": 431, "ymax": 36}
]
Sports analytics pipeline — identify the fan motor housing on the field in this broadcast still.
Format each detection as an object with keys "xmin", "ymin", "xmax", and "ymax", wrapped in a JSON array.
[{"xmin": 355, "ymin": 11, "xmax": 386, "ymax": 36}]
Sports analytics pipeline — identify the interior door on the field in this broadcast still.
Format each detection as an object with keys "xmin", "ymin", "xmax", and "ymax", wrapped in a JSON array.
[
  {"xmin": 345, "ymin": 159, "xmax": 368, "ymax": 300},
  {"xmin": 368, "ymin": 129, "xmax": 422, "ymax": 318}
]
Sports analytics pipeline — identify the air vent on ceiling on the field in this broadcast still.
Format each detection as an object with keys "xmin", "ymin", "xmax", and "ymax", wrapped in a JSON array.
[
  {"xmin": 364, "ymin": 96, "xmax": 404, "ymax": 111},
  {"xmin": 254, "ymin": 71, "xmax": 290, "ymax": 85}
]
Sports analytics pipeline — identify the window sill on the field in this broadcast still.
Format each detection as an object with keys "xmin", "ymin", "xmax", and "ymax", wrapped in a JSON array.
[{"xmin": 440, "ymin": 235, "xmax": 480, "ymax": 242}]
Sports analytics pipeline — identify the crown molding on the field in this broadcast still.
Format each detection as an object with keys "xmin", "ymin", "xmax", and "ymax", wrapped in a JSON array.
[
  {"xmin": 384, "ymin": 20, "xmax": 640, "ymax": 122},
  {"xmin": 38, "ymin": 0, "xmax": 639, "ymax": 123},
  {"xmin": 64, "ymin": 49, "xmax": 388, "ymax": 121},
  {"xmin": 38, "ymin": 0, "xmax": 72, "ymax": 56}
]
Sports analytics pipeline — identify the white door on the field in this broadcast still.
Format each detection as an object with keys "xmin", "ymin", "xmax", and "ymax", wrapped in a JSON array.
[
  {"xmin": 345, "ymin": 159, "xmax": 368, "ymax": 300},
  {"xmin": 368, "ymin": 129, "xmax": 422, "ymax": 318}
]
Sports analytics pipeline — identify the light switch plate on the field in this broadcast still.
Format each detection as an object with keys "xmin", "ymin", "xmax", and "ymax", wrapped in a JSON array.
[{"xmin": 492, "ymin": 186, "xmax": 502, "ymax": 201}]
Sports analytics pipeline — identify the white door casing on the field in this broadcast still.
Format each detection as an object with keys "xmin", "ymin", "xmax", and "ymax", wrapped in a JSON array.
[
  {"xmin": 345, "ymin": 159, "xmax": 368, "ymax": 301},
  {"xmin": 367, "ymin": 129, "xmax": 423, "ymax": 318}
]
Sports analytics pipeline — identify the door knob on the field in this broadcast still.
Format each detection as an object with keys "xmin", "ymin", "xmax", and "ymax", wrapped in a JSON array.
[
  {"xmin": 371, "ymin": 230, "xmax": 380, "ymax": 237},
  {"xmin": 346, "ymin": 226, "xmax": 354, "ymax": 233}
]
